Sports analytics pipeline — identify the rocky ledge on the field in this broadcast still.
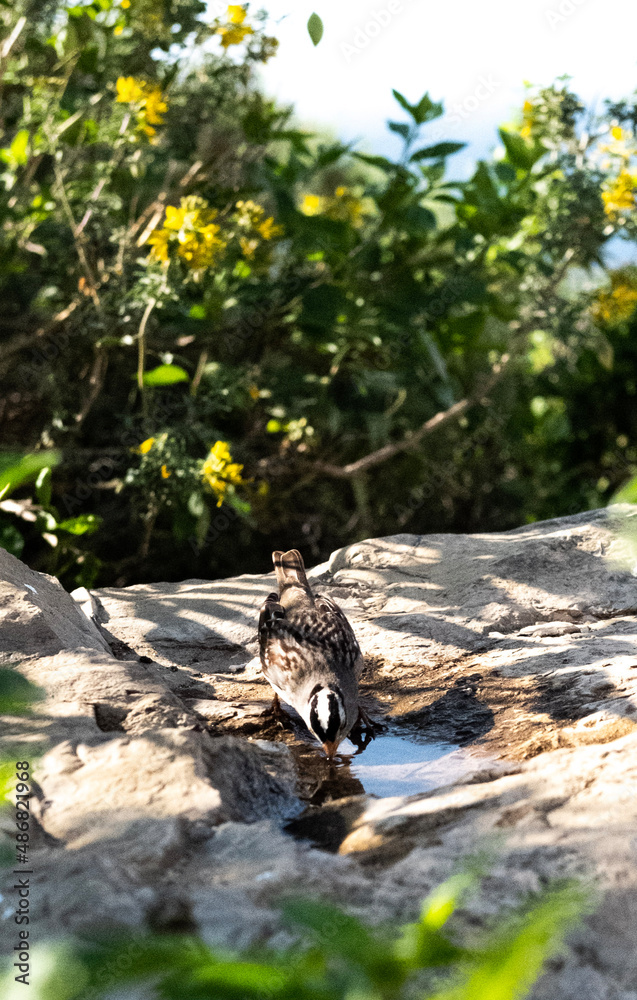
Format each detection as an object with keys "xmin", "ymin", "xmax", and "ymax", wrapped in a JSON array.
[{"xmin": 1, "ymin": 508, "xmax": 637, "ymax": 998}]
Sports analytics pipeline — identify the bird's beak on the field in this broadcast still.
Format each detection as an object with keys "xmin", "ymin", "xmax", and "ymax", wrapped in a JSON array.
[{"xmin": 322, "ymin": 740, "xmax": 339, "ymax": 760}]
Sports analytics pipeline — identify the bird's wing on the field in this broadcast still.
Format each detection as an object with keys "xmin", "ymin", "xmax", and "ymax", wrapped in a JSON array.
[
  {"xmin": 258, "ymin": 591, "xmax": 285, "ymax": 657},
  {"xmin": 314, "ymin": 593, "xmax": 364, "ymax": 679},
  {"xmin": 258, "ymin": 592, "xmax": 317, "ymax": 695}
]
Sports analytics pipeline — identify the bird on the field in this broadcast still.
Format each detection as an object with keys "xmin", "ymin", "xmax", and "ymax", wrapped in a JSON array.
[{"xmin": 258, "ymin": 548, "xmax": 370, "ymax": 758}]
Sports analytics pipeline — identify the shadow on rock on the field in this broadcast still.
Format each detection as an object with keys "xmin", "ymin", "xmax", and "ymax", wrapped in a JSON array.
[{"xmin": 396, "ymin": 674, "xmax": 495, "ymax": 746}]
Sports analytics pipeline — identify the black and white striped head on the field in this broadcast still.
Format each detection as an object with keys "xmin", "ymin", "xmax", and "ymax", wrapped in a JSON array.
[{"xmin": 308, "ymin": 684, "xmax": 348, "ymax": 758}]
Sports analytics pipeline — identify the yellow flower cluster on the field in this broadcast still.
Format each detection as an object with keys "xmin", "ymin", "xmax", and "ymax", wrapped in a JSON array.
[
  {"xmin": 217, "ymin": 5, "xmax": 254, "ymax": 48},
  {"xmin": 592, "ymin": 273, "xmax": 637, "ymax": 325},
  {"xmin": 519, "ymin": 99, "xmax": 536, "ymax": 140},
  {"xmin": 201, "ymin": 440, "xmax": 246, "ymax": 506},
  {"xmin": 234, "ymin": 199, "xmax": 283, "ymax": 257},
  {"xmin": 133, "ymin": 436, "xmax": 171, "ymax": 478},
  {"xmin": 116, "ymin": 76, "xmax": 168, "ymax": 138},
  {"xmin": 602, "ymin": 170, "xmax": 636, "ymax": 218},
  {"xmin": 299, "ymin": 186, "xmax": 371, "ymax": 228},
  {"xmin": 147, "ymin": 197, "xmax": 228, "ymax": 272}
]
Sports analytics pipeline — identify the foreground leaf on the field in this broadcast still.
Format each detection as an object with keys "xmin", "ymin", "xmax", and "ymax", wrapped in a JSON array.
[{"xmin": 307, "ymin": 13, "xmax": 323, "ymax": 46}]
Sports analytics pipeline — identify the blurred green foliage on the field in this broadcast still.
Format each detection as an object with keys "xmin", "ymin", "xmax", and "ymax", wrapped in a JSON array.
[
  {"xmin": 2, "ymin": 2, "xmax": 637, "ymax": 585},
  {"xmin": 0, "ymin": 664, "xmax": 42, "ymax": 866},
  {"xmin": 0, "ymin": 867, "xmax": 589, "ymax": 1000}
]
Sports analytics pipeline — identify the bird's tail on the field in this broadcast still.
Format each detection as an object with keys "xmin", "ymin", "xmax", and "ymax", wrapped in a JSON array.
[{"xmin": 272, "ymin": 549, "xmax": 313, "ymax": 601}]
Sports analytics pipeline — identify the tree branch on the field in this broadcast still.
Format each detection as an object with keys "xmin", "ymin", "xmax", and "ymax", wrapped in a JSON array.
[
  {"xmin": 0, "ymin": 299, "xmax": 80, "ymax": 377},
  {"xmin": 53, "ymin": 162, "xmax": 102, "ymax": 311},
  {"xmin": 311, "ymin": 250, "xmax": 577, "ymax": 481},
  {"xmin": 313, "ymin": 355, "xmax": 510, "ymax": 479}
]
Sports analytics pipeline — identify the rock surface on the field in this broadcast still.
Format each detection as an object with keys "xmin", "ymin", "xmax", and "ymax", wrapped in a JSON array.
[{"xmin": 2, "ymin": 507, "xmax": 637, "ymax": 998}]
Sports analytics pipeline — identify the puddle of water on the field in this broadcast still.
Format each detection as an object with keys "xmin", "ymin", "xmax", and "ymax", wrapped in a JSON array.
[
  {"xmin": 272, "ymin": 718, "xmax": 495, "ymax": 804},
  {"xmin": 282, "ymin": 728, "xmax": 498, "ymax": 852},
  {"xmin": 339, "ymin": 733, "xmax": 489, "ymax": 799}
]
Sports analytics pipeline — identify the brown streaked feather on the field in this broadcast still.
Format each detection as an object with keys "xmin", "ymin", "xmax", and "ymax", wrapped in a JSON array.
[{"xmin": 273, "ymin": 548, "xmax": 310, "ymax": 591}]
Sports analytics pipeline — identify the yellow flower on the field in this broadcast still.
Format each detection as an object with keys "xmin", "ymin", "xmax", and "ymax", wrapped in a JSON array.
[
  {"xmin": 611, "ymin": 126, "xmax": 624, "ymax": 141},
  {"xmin": 121, "ymin": 0, "xmax": 130, "ymax": 6},
  {"xmin": 114, "ymin": 24, "xmax": 124, "ymax": 35},
  {"xmin": 233, "ymin": 200, "xmax": 282, "ymax": 254},
  {"xmin": 148, "ymin": 197, "xmax": 227, "ymax": 272},
  {"xmin": 602, "ymin": 170, "xmax": 636, "ymax": 218},
  {"xmin": 137, "ymin": 437, "xmax": 155, "ymax": 454},
  {"xmin": 217, "ymin": 6, "xmax": 254, "ymax": 47},
  {"xmin": 239, "ymin": 235, "xmax": 259, "ymax": 258},
  {"xmin": 201, "ymin": 440, "xmax": 246, "ymax": 506},
  {"xmin": 161, "ymin": 464, "xmax": 171, "ymax": 479},
  {"xmin": 147, "ymin": 228, "xmax": 170, "ymax": 262},
  {"xmin": 300, "ymin": 194, "xmax": 323, "ymax": 216},
  {"xmin": 258, "ymin": 216, "xmax": 282, "ymax": 240},
  {"xmin": 115, "ymin": 77, "xmax": 167, "ymax": 138},
  {"xmin": 143, "ymin": 87, "xmax": 168, "ymax": 125},
  {"xmin": 116, "ymin": 76, "xmax": 144, "ymax": 103},
  {"xmin": 235, "ymin": 199, "xmax": 262, "ymax": 228},
  {"xmin": 519, "ymin": 98, "xmax": 535, "ymax": 140},
  {"xmin": 592, "ymin": 273, "xmax": 637, "ymax": 325},
  {"xmin": 228, "ymin": 4, "xmax": 248, "ymax": 23}
]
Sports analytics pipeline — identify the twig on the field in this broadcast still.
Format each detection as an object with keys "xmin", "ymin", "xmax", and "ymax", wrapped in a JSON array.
[
  {"xmin": 75, "ymin": 346, "xmax": 108, "ymax": 425},
  {"xmin": 136, "ymin": 297, "xmax": 156, "ymax": 405},
  {"xmin": 191, "ymin": 349, "xmax": 208, "ymax": 396},
  {"xmin": 0, "ymin": 299, "xmax": 80, "ymax": 376},
  {"xmin": 53, "ymin": 162, "xmax": 102, "ymax": 311}
]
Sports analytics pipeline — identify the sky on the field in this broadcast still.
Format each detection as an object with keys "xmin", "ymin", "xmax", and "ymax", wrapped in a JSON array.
[{"xmin": 254, "ymin": 0, "xmax": 637, "ymax": 179}]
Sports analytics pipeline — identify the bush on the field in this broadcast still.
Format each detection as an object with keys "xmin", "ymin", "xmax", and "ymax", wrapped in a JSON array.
[{"xmin": 2, "ymin": 3, "xmax": 637, "ymax": 585}]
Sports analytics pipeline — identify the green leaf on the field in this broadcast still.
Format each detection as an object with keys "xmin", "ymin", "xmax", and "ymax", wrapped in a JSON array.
[
  {"xmin": 402, "ymin": 204, "xmax": 437, "ymax": 232},
  {"xmin": 388, "ymin": 121, "xmax": 411, "ymax": 140},
  {"xmin": 225, "ymin": 492, "xmax": 251, "ymax": 516},
  {"xmin": 142, "ymin": 364, "xmax": 189, "ymax": 387},
  {"xmin": 307, "ymin": 13, "xmax": 324, "ymax": 46},
  {"xmin": 429, "ymin": 883, "xmax": 590, "ymax": 1000},
  {"xmin": 9, "ymin": 129, "xmax": 29, "ymax": 166},
  {"xmin": 0, "ymin": 520, "xmax": 24, "ymax": 558},
  {"xmin": 499, "ymin": 128, "xmax": 544, "ymax": 171},
  {"xmin": 56, "ymin": 513, "xmax": 102, "ymax": 536},
  {"xmin": 282, "ymin": 898, "xmax": 378, "ymax": 966},
  {"xmin": 233, "ymin": 260, "xmax": 252, "ymax": 279},
  {"xmin": 35, "ymin": 466, "xmax": 52, "ymax": 507},
  {"xmin": 354, "ymin": 152, "xmax": 396, "ymax": 171},
  {"xmin": 0, "ymin": 668, "xmax": 42, "ymax": 716},
  {"xmin": 192, "ymin": 957, "xmax": 289, "ymax": 994},
  {"xmin": 613, "ymin": 475, "xmax": 637, "ymax": 504},
  {"xmin": 415, "ymin": 93, "xmax": 443, "ymax": 124},
  {"xmin": 392, "ymin": 89, "xmax": 413, "ymax": 115},
  {"xmin": 392, "ymin": 90, "xmax": 443, "ymax": 125},
  {"xmin": 0, "ymin": 452, "xmax": 61, "ymax": 499},
  {"xmin": 411, "ymin": 142, "xmax": 466, "ymax": 161}
]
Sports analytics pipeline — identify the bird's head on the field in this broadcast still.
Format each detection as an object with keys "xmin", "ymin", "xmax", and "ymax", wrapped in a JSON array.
[{"xmin": 308, "ymin": 683, "xmax": 349, "ymax": 759}]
